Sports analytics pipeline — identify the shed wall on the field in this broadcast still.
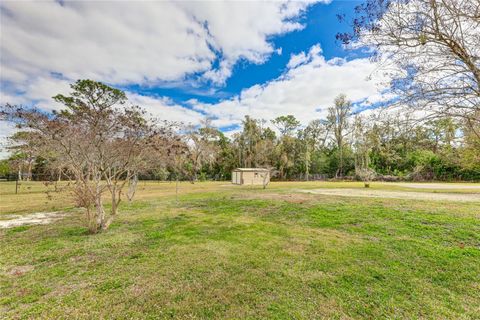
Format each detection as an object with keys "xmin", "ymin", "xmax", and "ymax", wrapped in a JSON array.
[
  {"xmin": 231, "ymin": 169, "xmax": 270, "ymax": 185},
  {"xmin": 241, "ymin": 171, "xmax": 269, "ymax": 185}
]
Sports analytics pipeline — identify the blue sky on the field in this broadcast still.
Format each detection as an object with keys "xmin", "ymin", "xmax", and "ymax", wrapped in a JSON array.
[
  {"xmin": 120, "ymin": 1, "xmax": 366, "ymax": 105},
  {"xmin": 1, "ymin": 0, "xmax": 391, "ymax": 150}
]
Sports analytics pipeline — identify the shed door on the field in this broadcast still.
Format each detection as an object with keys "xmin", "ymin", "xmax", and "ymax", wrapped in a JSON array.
[{"xmin": 233, "ymin": 171, "xmax": 240, "ymax": 184}]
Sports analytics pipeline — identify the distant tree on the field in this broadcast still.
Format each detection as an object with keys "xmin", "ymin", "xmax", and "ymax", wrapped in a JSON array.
[
  {"xmin": 215, "ymin": 131, "xmax": 238, "ymax": 180},
  {"xmin": 426, "ymin": 118, "xmax": 458, "ymax": 154},
  {"xmin": 299, "ymin": 119, "xmax": 330, "ymax": 180},
  {"xmin": 459, "ymin": 110, "xmax": 480, "ymax": 177},
  {"xmin": 237, "ymin": 116, "xmax": 262, "ymax": 168},
  {"xmin": 261, "ymin": 126, "xmax": 277, "ymax": 141},
  {"xmin": 327, "ymin": 94, "xmax": 352, "ymax": 178},
  {"xmin": 271, "ymin": 115, "xmax": 300, "ymax": 179},
  {"xmin": 165, "ymin": 136, "xmax": 190, "ymax": 204},
  {"xmin": 185, "ymin": 119, "xmax": 220, "ymax": 182},
  {"xmin": 7, "ymin": 131, "xmax": 40, "ymax": 180},
  {"xmin": 0, "ymin": 159, "xmax": 10, "ymax": 177},
  {"xmin": 353, "ymin": 115, "xmax": 376, "ymax": 186},
  {"xmin": 297, "ymin": 129, "xmax": 312, "ymax": 181},
  {"xmin": 304, "ymin": 119, "xmax": 330, "ymax": 151},
  {"xmin": 7, "ymin": 152, "xmax": 28, "ymax": 181},
  {"xmin": 255, "ymin": 120, "xmax": 276, "ymax": 169},
  {"xmin": 271, "ymin": 115, "xmax": 300, "ymax": 137}
]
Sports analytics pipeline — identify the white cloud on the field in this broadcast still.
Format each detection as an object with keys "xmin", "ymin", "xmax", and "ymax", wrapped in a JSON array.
[
  {"xmin": 0, "ymin": 77, "xmax": 71, "ymax": 111},
  {"xmin": 0, "ymin": 0, "xmax": 330, "ymax": 150},
  {"xmin": 193, "ymin": 44, "xmax": 392, "ymax": 129},
  {"xmin": 0, "ymin": 0, "xmax": 324, "ymax": 90},
  {"xmin": 1, "ymin": 1, "xmax": 211, "ymax": 85},
  {"xmin": 0, "ymin": 121, "xmax": 16, "ymax": 159},
  {"xmin": 127, "ymin": 93, "xmax": 204, "ymax": 126},
  {"xmin": 0, "ymin": 2, "xmax": 397, "ymax": 159},
  {"xmin": 183, "ymin": 1, "xmax": 322, "ymax": 84},
  {"xmin": 0, "ymin": 0, "xmax": 330, "ymax": 141},
  {"xmin": 286, "ymin": 44, "xmax": 322, "ymax": 68}
]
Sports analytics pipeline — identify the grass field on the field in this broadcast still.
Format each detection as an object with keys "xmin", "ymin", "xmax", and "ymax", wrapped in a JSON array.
[{"xmin": 1, "ymin": 181, "xmax": 479, "ymax": 319}]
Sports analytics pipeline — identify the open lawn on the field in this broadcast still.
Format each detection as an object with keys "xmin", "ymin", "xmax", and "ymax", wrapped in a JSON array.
[{"xmin": 1, "ymin": 181, "xmax": 479, "ymax": 319}]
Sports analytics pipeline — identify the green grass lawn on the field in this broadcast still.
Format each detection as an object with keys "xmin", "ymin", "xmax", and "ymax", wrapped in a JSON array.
[{"xmin": 1, "ymin": 181, "xmax": 479, "ymax": 319}]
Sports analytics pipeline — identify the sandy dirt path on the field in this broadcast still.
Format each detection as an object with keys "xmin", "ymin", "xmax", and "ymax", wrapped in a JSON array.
[
  {"xmin": 299, "ymin": 188, "xmax": 480, "ymax": 202},
  {"xmin": 386, "ymin": 183, "xmax": 480, "ymax": 190},
  {"xmin": 0, "ymin": 212, "xmax": 67, "ymax": 229}
]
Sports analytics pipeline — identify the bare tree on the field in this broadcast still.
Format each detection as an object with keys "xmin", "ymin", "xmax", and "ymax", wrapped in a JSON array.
[
  {"xmin": 2, "ymin": 80, "xmax": 177, "ymax": 233},
  {"xmin": 258, "ymin": 167, "xmax": 272, "ymax": 189},
  {"xmin": 338, "ymin": 0, "xmax": 480, "ymax": 137}
]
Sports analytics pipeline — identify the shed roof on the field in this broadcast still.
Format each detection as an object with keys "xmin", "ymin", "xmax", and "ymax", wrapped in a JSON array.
[{"xmin": 233, "ymin": 168, "xmax": 270, "ymax": 172}]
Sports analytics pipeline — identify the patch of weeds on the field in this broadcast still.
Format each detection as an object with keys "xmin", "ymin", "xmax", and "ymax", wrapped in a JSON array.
[
  {"xmin": 47, "ymin": 265, "xmax": 69, "ymax": 277},
  {"xmin": 146, "ymin": 214, "xmax": 190, "ymax": 241},
  {"xmin": 128, "ymin": 252, "xmax": 144, "ymax": 260},
  {"xmin": 145, "ymin": 229, "xmax": 165, "ymax": 241},
  {"xmin": 6, "ymin": 225, "xmax": 30, "ymax": 234},
  {"xmin": 141, "ymin": 218, "xmax": 160, "ymax": 227},
  {"xmin": 20, "ymin": 302, "xmax": 51, "ymax": 319},
  {"xmin": 18, "ymin": 285, "xmax": 52, "ymax": 304},
  {"xmin": 96, "ymin": 279, "xmax": 128, "ymax": 293},
  {"xmin": 61, "ymin": 226, "xmax": 88, "ymax": 237},
  {"xmin": 37, "ymin": 238, "xmax": 63, "ymax": 251},
  {"xmin": 121, "ymin": 200, "xmax": 152, "ymax": 212}
]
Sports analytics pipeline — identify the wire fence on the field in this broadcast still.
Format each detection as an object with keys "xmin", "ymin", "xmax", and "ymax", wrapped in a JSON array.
[
  {"xmin": 0, "ymin": 173, "xmax": 232, "ymax": 195},
  {"xmin": 0, "ymin": 172, "xmax": 228, "ymax": 182}
]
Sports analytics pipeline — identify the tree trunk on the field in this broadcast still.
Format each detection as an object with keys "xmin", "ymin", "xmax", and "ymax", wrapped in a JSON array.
[
  {"xmin": 111, "ymin": 187, "xmax": 117, "ymax": 216},
  {"xmin": 127, "ymin": 174, "xmax": 138, "ymax": 202},
  {"xmin": 101, "ymin": 186, "xmax": 121, "ymax": 231},
  {"xmin": 262, "ymin": 172, "xmax": 270, "ymax": 189},
  {"xmin": 102, "ymin": 215, "xmax": 115, "ymax": 231},
  {"xmin": 85, "ymin": 207, "xmax": 96, "ymax": 233},
  {"xmin": 305, "ymin": 144, "xmax": 310, "ymax": 181},
  {"xmin": 337, "ymin": 145, "xmax": 344, "ymax": 178},
  {"xmin": 26, "ymin": 160, "xmax": 33, "ymax": 181},
  {"xmin": 93, "ymin": 196, "xmax": 105, "ymax": 233}
]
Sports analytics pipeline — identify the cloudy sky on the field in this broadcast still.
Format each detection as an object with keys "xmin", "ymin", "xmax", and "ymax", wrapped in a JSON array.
[{"xmin": 0, "ymin": 0, "xmax": 392, "ymax": 155}]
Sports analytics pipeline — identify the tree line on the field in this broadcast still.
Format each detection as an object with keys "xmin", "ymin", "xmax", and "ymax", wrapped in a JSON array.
[{"xmin": 2, "ymin": 82, "xmax": 479, "ymax": 186}]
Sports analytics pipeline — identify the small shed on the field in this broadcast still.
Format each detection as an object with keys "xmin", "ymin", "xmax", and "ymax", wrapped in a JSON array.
[{"xmin": 232, "ymin": 168, "xmax": 270, "ymax": 185}]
